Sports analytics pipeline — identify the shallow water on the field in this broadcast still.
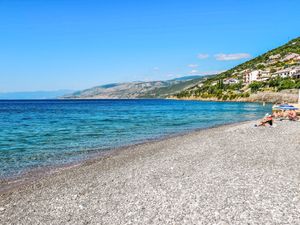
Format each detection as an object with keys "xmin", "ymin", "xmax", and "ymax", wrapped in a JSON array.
[{"xmin": 0, "ymin": 99, "xmax": 271, "ymax": 178}]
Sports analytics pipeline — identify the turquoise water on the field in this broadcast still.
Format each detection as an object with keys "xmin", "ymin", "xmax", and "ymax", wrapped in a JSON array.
[{"xmin": 0, "ymin": 99, "xmax": 271, "ymax": 178}]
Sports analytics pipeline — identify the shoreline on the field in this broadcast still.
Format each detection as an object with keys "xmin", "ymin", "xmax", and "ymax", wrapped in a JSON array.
[
  {"xmin": 1, "ymin": 119, "xmax": 300, "ymax": 224},
  {"xmin": 0, "ymin": 119, "xmax": 255, "ymax": 194}
]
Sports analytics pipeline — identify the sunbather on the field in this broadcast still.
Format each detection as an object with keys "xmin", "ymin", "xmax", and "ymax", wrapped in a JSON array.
[
  {"xmin": 255, "ymin": 113, "xmax": 273, "ymax": 127},
  {"xmin": 288, "ymin": 110, "xmax": 298, "ymax": 121}
]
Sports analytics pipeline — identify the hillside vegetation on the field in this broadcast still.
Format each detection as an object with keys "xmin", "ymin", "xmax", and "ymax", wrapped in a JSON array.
[
  {"xmin": 63, "ymin": 37, "xmax": 300, "ymax": 102},
  {"xmin": 175, "ymin": 37, "xmax": 300, "ymax": 102}
]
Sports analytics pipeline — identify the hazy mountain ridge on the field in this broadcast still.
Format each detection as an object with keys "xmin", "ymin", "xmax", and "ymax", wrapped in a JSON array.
[{"xmin": 62, "ymin": 75, "xmax": 210, "ymax": 99}]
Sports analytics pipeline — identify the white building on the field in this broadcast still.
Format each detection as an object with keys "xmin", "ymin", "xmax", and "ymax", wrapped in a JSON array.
[
  {"xmin": 244, "ymin": 70, "xmax": 271, "ymax": 83},
  {"xmin": 273, "ymin": 66, "xmax": 300, "ymax": 78},
  {"xmin": 223, "ymin": 78, "xmax": 239, "ymax": 85},
  {"xmin": 258, "ymin": 70, "xmax": 271, "ymax": 80},
  {"xmin": 294, "ymin": 55, "xmax": 300, "ymax": 61},
  {"xmin": 211, "ymin": 81, "xmax": 218, "ymax": 86},
  {"xmin": 244, "ymin": 70, "xmax": 258, "ymax": 83},
  {"xmin": 269, "ymin": 54, "xmax": 281, "ymax": 60},
  {"xmin": 281, "ymin": 53, "xmax": 300, "ymax": 62},
  {"xmin": 273, "ymin": 68, "xmax": 292, "ymax": 78},
  {"xmin": 290, "ymin": 66, "xmax": 300, "ymax": 76}
]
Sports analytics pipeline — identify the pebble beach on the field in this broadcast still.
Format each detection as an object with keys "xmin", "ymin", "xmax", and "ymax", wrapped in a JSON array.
[{"xmin": 1, "ymin": 120, "xmax": 300, "ymax": 224}]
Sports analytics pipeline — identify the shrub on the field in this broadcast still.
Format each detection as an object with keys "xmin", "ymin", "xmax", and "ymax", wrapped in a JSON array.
[
  {"xmin": 278, "ymin": 79, "xmax": 295, "ymax": 90},
  {"xmin": 222, "ymin": 95, "xmax": 228, "ymax": 101},
  {"xmin": 249, "ymin": 81, "xmax": 264, "ymax": 93}
]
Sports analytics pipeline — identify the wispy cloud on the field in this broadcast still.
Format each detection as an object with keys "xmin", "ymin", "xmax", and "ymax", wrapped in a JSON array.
[
  {"xmin": 153, "ymin": 67, "xmax": 160, "ymax": 71},
  {"xmin": 189, "ymin": 69, "xmax": 199, "ymax": 74},
  {"xmin": 197, "ymin": 53, "xmax": 209, "ymax": 59},
  {"xmin": 214, "ymin": 53, "xmax": 251, "ymax": 61},
  {"xmin": 187, "ymin": 64, "xmax": 199, "ymax": 68}
]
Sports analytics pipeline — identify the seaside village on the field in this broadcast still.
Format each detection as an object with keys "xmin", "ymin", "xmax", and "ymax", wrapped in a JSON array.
[
  {"xmin": 222, "ymin": 52, "xmax": 300, "ymax": 125},
  {"xmin": 243, "ymin": 53, "xmax": 300, "ymax": 83},
  {"xmin": 223, "ymin": 52, "xmax": 300, "ymax": 85}
]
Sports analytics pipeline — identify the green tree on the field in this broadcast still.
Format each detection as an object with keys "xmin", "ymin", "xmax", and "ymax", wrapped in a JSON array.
[
  {"xmin": 269, "ymin": 77, "xmax": 282, "ymax": 88},
  {"xmin": 217, "ymin": 79, "xmax": 224, "ymax": 90},
  {"xmin": 256, "ymin": 64, "xmax": 265, "ymax": 70},
  {"xmin": 249, "ymin": 81, "xmax": 264, "ymax": 93},
  {"xmin": 278, "ymin": 79, "xmax": 295, "ymax": 91}
]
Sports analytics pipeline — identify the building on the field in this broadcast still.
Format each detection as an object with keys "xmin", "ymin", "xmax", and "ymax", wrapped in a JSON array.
[
  {"xmin": 244, "ymin": 70, "xmax": 258, "ymax": 83},
  {"xmin": 223, "ymin": 78, "xmax": 239, "ymax": 85},
  {"xmin": 244, "ymin": 70, "xmax": 271, "ymax": 83},
  {"xmin": 211, "ymin": 81, "xmax": 218, "ymax": 86},
  {"xmin": 290, "ymin": 66, "xmax": 300, "ymax": 76},
  {"xmin": 273, "ymin": 66, "xmax": 300, "ymax": 78},
  {"xmin": 294, "ymin": 55, "xmax": 300, "ymax": 62},
  {"xmin": 292, "ymin": 72, "xmax": 300, "ymax": 79},
  {"xmin": 257, "ymin": 70, "xmax": 271, "ymax": 81},
  {"xmin": 273, "ymin": 68, "xmax": 292, "ymax": 78},
  {"xmin": 269, "ymin": 54, "xmax": 281, "ymax": 60},
  {"xmin": 281, "ymin": 53, "xmax": 300, "ymax": 62}
]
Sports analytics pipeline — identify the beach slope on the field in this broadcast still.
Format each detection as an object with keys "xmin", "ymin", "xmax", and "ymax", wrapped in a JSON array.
[{"xmin": 1, "ymin": 121, "xmax": 300, "ymax": 224}]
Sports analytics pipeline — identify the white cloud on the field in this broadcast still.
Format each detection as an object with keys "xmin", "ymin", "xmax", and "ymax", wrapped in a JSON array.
[
  {"xmin": 153, "ymin": 67, "xmax": 160, "ymax": 71},
  {"xmin": 189, "ymin": 69, "xmax": 199, "ymax": 74},
  {"xmin": 187, "ymin": 64, "xmax": 199, "ymax": 68},
  {"xmin": 197, "ymin": 53, "xmax": 209, "ymax": 59},
  {"xmin": 214, "ymin": 53, "xmax": 251, "ymax": 61},
  {"xmin": 165, "ymin": 73, "xmax": 181, "ymax": 78}
]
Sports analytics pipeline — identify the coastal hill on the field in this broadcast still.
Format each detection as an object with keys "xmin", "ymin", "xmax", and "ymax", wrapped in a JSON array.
[
  {"xmin": 62, "ymin": 75, "xmax": 212, "ymax": 99},
  {"xmin": 174, "ymin": 37, "xmax": 300, "ymax": 103},
  {"xmin": 63, "ymin": 37, "xmax": 300, "ymax": 102}
]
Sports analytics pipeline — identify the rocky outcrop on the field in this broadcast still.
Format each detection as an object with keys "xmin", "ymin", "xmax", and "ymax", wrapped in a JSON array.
[
  {"xmin": 248, "ymin": 90, "xmax": 298, "ymax": 103},
  {"xmin": 169, "ymin": 90, "xmax": 299, "ymax": 103}
]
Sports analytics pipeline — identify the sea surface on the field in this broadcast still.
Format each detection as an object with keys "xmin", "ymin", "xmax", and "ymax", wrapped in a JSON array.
[{"xmin": 0, "ymin": 99, "xmax": 272, "ymax": 179}]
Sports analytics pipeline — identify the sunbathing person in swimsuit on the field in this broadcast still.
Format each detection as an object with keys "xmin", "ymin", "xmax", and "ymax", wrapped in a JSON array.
[
  {"xmin": 288, "ymin": 110, "xmax": 298, "ymax": 121},
  {"xmin": 255, "ymin": 113, "xmax": 273, "ymax": 127}
]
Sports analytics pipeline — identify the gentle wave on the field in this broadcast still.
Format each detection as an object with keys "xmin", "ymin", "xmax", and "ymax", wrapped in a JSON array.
[{"xmin": 0, "ymin": 99, "xmax": 271, "ymax": 178}]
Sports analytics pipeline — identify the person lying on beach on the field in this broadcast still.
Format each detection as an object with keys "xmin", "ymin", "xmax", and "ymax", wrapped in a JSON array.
[
  {"xmin": 288, "ymin": 110, "xmax": 298, "ymax": 121},
  {"xmin": 255, "ymin": 113, "xmax": 273, "ymax": 127},
  {"xmin": 272, "ymin": 111, "xmax": 280, "ymax": 119},
  {"xmin": 274, "ymin": 110, "xmax": 289, "ymax": 120}
]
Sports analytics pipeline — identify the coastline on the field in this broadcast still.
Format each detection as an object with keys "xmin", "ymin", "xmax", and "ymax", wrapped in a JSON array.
[
  {"xmin": 0, "ymin": 119, "xmax": 255, "ymax": 194},
  {"xmin": 168, "ymin": 90, "xmax": 298, "ymax": 103},
  {"xmin": 1, "ymin": 119, "xmax": 300, "ymax": 224}
]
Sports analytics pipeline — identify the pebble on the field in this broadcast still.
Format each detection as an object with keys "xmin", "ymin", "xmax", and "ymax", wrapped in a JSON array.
[{"xmin": 1, "ymin": 121, "xmax": 300, "ymax": 224}]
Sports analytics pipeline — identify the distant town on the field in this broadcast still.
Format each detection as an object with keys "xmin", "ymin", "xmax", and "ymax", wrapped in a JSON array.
[
  {"xmin": 175, "ymin": 37, "xmax": 300, "ymax": 103},
  {"xmin": 243, "ymin": 53, "xmax": 300, "ymax": 83}
]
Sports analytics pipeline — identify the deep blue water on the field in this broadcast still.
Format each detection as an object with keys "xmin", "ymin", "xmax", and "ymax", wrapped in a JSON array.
[{"xmin": 0, "ymin": 99, "xmax": 272, "ymax": 179}]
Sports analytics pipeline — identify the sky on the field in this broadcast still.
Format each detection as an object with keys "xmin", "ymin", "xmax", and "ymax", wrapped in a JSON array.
[{"xmin": 0, "ymin": 0, "xmax": 299, "ymax": 92}]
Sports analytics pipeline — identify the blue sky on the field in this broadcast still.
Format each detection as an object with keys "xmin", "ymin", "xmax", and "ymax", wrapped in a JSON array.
[{"xmin": 0, "ymin": 0, "xmax": 299, "ymax": 92}]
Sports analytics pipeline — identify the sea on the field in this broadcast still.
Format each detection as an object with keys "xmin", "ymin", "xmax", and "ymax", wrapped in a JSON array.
[{"xmin": 0, "ymin": 99, "xmax": 272, "ymax": 179}]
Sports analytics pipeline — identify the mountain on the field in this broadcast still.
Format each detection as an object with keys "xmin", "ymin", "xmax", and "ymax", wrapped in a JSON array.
[
  {"xmin": 62, "ymin": 75, "xmax": 212, "ymax": 99},
  {"xmin": 174, "ymin": 37, "xmax": 300, "ymax": 103},
  {"xmin": 0, "ymin": 90, "xmax": 74, "ymax": 100}
]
